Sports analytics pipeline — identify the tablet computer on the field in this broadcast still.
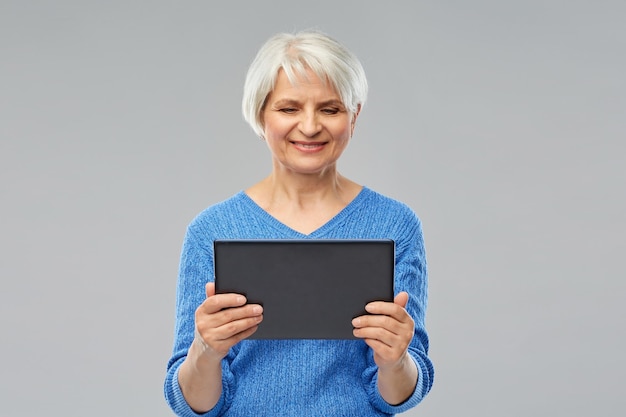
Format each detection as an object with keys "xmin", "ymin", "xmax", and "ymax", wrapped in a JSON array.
[{"xmin": 214, "ymin": 239, "xmax": 395, "ymax": 339}]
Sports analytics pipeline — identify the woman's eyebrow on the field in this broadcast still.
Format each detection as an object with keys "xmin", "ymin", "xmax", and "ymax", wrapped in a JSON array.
[
  {"xmin": 318, "ymin": 99, "xmax": 345, "ymax": 107},
  {"xmin": 270, "ymin": 98, "xmax": 345, "ymax": 108},
  {"xmin": 271, "ymin": 99, "xmax": 300, "ymax": 107}
]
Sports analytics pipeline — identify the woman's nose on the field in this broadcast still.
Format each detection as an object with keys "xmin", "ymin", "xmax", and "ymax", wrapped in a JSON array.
[{"xmin": 298, "ymin": 111, "xmax": 322, "ymax": 137}]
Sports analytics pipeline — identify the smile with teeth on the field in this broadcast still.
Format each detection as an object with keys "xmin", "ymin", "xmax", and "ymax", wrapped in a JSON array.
[{"xmin": 291, "ymin": 141, "xmax": 326, "ymax": 150}]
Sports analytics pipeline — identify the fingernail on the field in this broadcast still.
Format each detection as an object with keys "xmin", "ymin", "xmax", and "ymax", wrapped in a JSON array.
[
  {"xmin": 352, "ymin": 318, "xmax": 361, "ymax": 326},
  {"xmin": 252, "ymin": 305, "xmax": 263, "ymax": 314}
]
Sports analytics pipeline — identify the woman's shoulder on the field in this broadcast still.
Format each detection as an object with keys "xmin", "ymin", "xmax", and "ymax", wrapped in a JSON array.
[
  {"xmin": 187, "ymin": 191, "xmax": 250, "ymax": 230},
  {"xmin": 360, "ymin": 187, "xmax": 420, "ymax": 221},
  {"xmin": 356, "ymin": 188, "xmax": 425, "ymax": 249}
]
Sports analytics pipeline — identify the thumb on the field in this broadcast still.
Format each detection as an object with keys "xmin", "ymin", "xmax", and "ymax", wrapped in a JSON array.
[
  {"xmin": 205, "ymin": 282, "xmax": 215, "ymax": 298},
  {"xmin": 394, "ymin": 291, "xmax": 409, "ymax": 308}
]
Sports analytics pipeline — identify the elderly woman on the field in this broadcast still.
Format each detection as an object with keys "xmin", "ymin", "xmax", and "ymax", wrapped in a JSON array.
[{"xmin": 164, "ymin": 31, "xmax": 434, "ymax": 416}]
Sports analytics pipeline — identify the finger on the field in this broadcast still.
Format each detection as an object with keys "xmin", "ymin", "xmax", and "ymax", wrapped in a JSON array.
[
  {"xmin": 198, "ymin": 292, "xmax": 246, "ymax": 315},
  {"xmin": 197, "ymin": 315, "xmax": 263, "ymax": 357},
  {"xmin": 196, "ymin": 307, "xmax": 263, "ymax": 340},
  {"xmin": 360, "ymin": 335, "xmax": 396, "ymax": 356},
  {"xmin": 363, "ymin": 301, "xmax": 411, "ymax": 323},
  {"xmin": 352, "ymin": 325, "xmax": 397, "ymax": 346},
  {"xmin": 394, "ymin": 291, "xmax": 409, "ymax": 308},
  {"xmin": 352, "ymin": 314, "xmax": 410, "ymax": 339},
  {"xmin": 353, "ymin": 324, "xmax": 412, "ymax": 365},
  {"xmin": 205, "ymin": 282, "xmax": 250, "ymax": 312},
  {"xmin": 205, "ymin": 282, "xmax": 215, "ymax": 298},
  {"xmin": 210, "ymin": 311, "xmax": 264, "ymax": 339},
  {"xmin": 215, "ymin": 304, "xmax": 264, "ymax": 327},
  {"xmin": 352, "ymin": 312, "xmax": 414, "ymax": 347},
  {"xmin": 365, "ymin": 292, "xmax": 409, "ymax": 313},
  {"xmin": 198, "ymin": 302, "xmax": 263, "ymax": 334}
]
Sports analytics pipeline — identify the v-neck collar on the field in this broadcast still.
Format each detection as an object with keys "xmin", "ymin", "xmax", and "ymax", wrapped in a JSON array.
[{"xmin": 238, "ymin": 187, "xmax": 370, "ymax": 238}]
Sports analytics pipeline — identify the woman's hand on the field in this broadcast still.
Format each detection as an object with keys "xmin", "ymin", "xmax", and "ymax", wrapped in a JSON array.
[
  {"xmin": 352, "ymin": 292, "xmax": 417, "ymax": 405},
  {"xmin": 178, "ymin": 284, "xmax": 263, "ymax": 413},
  {"xmin": 194, "ymin": 282, "xmax": 264, "ymax": 360},
  {"xmin": 352, "ymin": 292, "xmax": 414, "ymax": 368}
]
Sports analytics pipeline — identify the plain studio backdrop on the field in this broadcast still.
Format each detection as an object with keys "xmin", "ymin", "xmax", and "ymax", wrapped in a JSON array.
[{"xmin": 1, "ymin": 1, "xmax": 624, "ymax": 416}]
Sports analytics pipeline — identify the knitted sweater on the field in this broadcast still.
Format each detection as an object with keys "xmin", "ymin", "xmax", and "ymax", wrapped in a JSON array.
[{"xmin": 164, "ymin": 187, "xmax": 434, "ymax": 416}]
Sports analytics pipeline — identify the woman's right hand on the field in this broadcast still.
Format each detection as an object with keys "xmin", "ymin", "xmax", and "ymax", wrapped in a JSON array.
[
  {"xmin": 178, "ymin": 282, "xmax": 262, "ymax": 412},
  {"xmin": 193, "ymin": 282, "xmax": 264, "ymax": 360}
]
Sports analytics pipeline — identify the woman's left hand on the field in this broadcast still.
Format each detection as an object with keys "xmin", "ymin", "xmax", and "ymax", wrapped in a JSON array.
[{"xmin": 352, "ymin": 292, "xmax": 414, "ymax": 369}]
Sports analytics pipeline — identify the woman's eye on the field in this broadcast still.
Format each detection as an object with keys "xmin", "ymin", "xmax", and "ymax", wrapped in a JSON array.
[
  {"xmin": 321, "ymin": 108, "xmax": 339, "ymax": 115},
  {"xmin": 279, "ymin": 108, "xmax": 297, "ymax": 113}
]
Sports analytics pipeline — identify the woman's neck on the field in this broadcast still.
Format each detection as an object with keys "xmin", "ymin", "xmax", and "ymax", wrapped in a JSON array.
[
  {"xmin": 254, "ymin": 167, "xmax": 358, "ymax": 204},
  {"xmin": 245, "ymin": 169, "xmax": 362, "ymax": 235}
]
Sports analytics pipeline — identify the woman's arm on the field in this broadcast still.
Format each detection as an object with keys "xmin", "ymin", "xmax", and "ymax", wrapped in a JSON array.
[
  {"xmin": 352, "ymin": 291, "xmax": 418, "ymax": 405},
  {"xmin": 177, "ymin": 283, "xmax": 263, "ymax": 413}
]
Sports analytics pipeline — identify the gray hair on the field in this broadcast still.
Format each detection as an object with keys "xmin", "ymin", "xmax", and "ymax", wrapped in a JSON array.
[{"xmin": 242, "ymin": 31, "xmax": 368, "ymax": 137}]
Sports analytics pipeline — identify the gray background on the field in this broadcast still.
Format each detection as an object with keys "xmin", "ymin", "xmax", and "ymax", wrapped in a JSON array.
[{"xmin": 1, "ymin": 1, "xmax": 624, "ymax": 416}]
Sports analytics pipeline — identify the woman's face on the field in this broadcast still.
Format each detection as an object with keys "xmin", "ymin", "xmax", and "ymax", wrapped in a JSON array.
[{"xmin": 261, "ymin": 68, "xmax": 358, "ymax": 177}]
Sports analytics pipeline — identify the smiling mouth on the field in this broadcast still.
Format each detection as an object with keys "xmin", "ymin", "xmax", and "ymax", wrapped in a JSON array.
[{"xmin": 291, "ymin": 141, "xmax": 326, "ymax": 150}]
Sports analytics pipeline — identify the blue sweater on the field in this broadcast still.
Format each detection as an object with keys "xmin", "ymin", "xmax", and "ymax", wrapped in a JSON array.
[{"xmin": 164, "ymin": 187, "xmax": 434, "ymax": 416}]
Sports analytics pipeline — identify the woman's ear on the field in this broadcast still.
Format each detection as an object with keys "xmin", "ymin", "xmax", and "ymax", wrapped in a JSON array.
[
  {"xmin": 258, "ymin": 109, "xmax": 266, "ymax": 140},
  {"xmin": 351, "ymin": 104, "xmax": 362, "ymax": 137}
]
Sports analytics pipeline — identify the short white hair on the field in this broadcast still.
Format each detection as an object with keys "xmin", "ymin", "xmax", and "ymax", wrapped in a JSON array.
[{"xmin": 242, "ymin": 31, "xmax": 368, "ymax": 137}]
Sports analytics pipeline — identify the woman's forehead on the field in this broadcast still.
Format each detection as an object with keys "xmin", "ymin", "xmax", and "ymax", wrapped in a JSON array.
[{"xmin": 269, "ymin": 68, "xmax": 340, "ymax": 100}]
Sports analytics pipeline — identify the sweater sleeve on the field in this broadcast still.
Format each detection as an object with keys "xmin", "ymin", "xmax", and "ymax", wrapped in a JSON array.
[
  {"xmin": 362, "ymin": 212, "xmax": 435, "ymax": 414},
  {"xmin": 163, "ymin": 223, "xmax": 234, "ymax": 417}
]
